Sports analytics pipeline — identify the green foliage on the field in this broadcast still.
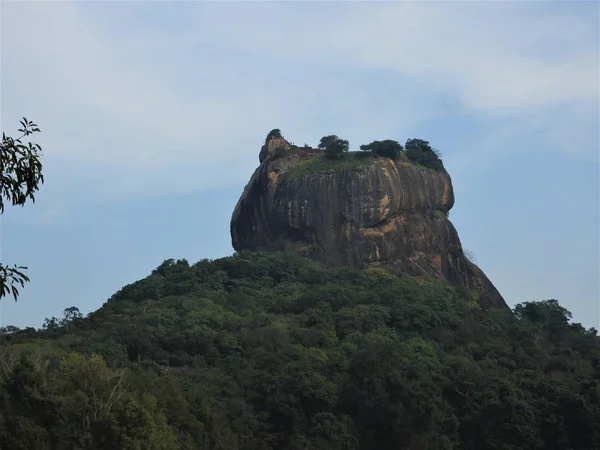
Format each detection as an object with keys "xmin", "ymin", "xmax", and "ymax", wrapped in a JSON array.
[
  {"xmin": 281, "ymin": 153, "xmax": 373, "ymax": 180},
  {"xmin": 0, "ymin": 352, "xmax": 179, "ymax": 449},
  {"xmin": 265, "ymin": 128, "xmax": 283, "ymax": 143},
  {"xmin": 267, "ymin": 132, "xmax": 448, "ymax": 172},
  {"xmin": 405, "ymin": 138, "xmax": 445, "ymax": 170},
  {"xmin": 318, "ymin": 135, "xmax": 350, "ymax": 159},
  {"xmin": 360, "ymin": 139, "xmax": 403, "ymax": 159},
  {"xmin": 1, "ymin": 251, "xmax": 599, "ymax": 449},
  {"xmin": 0, "ymin": 118, "xmax": 44, "ymax": 301}
]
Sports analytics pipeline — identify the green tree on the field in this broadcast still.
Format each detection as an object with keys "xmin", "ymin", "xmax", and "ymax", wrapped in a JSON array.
[
  {"xmin": 405, "ymin": 138, "xmax": 433, "ymax": 154},
  {"xmin": 0, "ymin": 352, "xmax": 180, "ymax": 449},
  {"xmin": 0, "ymin": 118, "xmax": 44, "ymax": 301},
  {"xmin": 318, "ymin": 135, "xmax": 349, "ymax": 159},
  {"xmin": 265, "ymin": 129, "xmax": 283, "ymax": 143},
  {"xmin": 514, "ymin": 299, "xmax": 572, "ymax": 326},
  {"xmin": 1, "ymin": 251, "xmax": 599, "ymax": 449},
  {"xmin": 359, "ymin": 140, "xmax": 403, "ymax": 159},
  {"xmin": 61, "ymin": 306, "xmax": 84, "ymax": 332},
  {"xmin": 405, "ymin": 138, "xmax": 444, "ymax": 170}
]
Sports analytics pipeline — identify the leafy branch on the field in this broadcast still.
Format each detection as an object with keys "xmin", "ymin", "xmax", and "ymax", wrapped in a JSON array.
[
  {"xmin": 0, "ymin": 117, "xmax": 44, "ymax": 213},
  {"xmin": 0, "ymin": 118, "xmax": 44, "ymax": 301},
  {"xmin": 0, "ymin": 265, "xmax": 30, "ymax": 301}
]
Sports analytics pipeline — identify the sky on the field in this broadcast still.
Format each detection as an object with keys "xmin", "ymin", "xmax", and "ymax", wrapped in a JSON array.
[{"xmin": 0, "ymin": 0, "xmax": 598, "ymax": 329}]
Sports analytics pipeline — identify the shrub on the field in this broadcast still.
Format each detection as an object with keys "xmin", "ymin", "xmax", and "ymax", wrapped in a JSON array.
[{"xmin": 360, "ymin": 140, "xmax": 403, "ymax": 159}]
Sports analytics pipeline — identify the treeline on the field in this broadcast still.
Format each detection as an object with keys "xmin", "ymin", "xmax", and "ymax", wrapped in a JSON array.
[
  {"xmin": 1, "ymin": 251, "xmax": 599, "ymax": 449},
  {"xmin": 265, "ymin": 128, "xmax": 444, "ymax": 170}
]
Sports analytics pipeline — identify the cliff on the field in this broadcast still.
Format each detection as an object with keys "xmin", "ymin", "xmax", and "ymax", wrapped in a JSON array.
[{"xmin": 231, "ymin": 137, "xmax": 507, "ymax": 309}]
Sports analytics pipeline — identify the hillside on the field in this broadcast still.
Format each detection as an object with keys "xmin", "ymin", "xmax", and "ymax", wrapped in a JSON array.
[{"xmin": 1, "ymin": 251, "xmax": 599, "ymax": 449}]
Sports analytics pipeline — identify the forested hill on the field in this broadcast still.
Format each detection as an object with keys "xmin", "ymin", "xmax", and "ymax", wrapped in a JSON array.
[{"xmin": 1, "ymin": 251, "xmax": 599, "ymax": 449}]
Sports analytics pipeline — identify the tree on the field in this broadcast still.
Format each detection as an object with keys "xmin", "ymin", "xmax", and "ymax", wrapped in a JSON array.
[
  {"xmin": 360, "ymin": 140, "xmax": 403, "ymax": 159},
  {"xmin": 318, "ymin": 135, "xmax": 339, "ymax": 150},
  {"xmin": 318, "ymin": 135, "xmax": 349, "ymax": 159},
  {"xmin": 404, "ymin": 138, "xmax": 444, "ymax": 170},
  {"xmin": 0, "ymin": 118, "xmax": 44, "ymax": 301},
  {"xmin": 514, "ymin": 299, "xmax": 572, "ymax": 324},
  {"xmin": 405, "ymin": 138, "xmax": 433, "ymax": 154},
  {"xmin": 2, "ymin": 250, "xmax": 600, "ymax": 449},
  {"xmin": 265, "ymin": 129, "xmax": 283, "ymax": 143},
  {"xmin": 61, "ymin": 306, "xmax": 84, "ymax": 332},
  {"xmin": 0, "ymin": 325, "xmax": 20, "ymax": 335}
]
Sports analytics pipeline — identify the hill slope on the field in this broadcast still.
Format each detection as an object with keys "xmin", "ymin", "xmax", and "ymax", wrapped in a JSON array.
[{"xmin": 1, "ymin": 251, "xmax": 599, "ymax": 449}]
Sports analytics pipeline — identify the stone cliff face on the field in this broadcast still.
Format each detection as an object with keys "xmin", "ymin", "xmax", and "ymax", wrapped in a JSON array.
[{"xmin": 231, "ymin": 138, "xmax": 507, "ymax": 309}]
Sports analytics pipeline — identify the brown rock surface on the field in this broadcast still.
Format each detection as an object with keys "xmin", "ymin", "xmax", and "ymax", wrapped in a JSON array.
[{"xmin": 231, "ymin": 138, "xmax": 507, "ymax": 309}]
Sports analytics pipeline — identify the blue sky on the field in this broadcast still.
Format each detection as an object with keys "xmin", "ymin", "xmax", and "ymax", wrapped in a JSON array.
[{"xmin": 1, "ymin": 0, "xmax": 598, "ymax": 329}]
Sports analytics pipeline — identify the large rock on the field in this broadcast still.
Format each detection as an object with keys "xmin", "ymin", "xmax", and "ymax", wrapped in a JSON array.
[{"xmin": 231, "ymin": 138, "xmax": 507, "ymax": 309}]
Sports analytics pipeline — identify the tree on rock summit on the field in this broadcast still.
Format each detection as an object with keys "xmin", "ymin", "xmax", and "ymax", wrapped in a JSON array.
[
  {"xmin": 265, "ymin": 129, "xmax": 283, "ymax": 143},
  {"xmin": 360, "ymin": 140, "xmax": 403, "ymax": 159},
  {"xmin": 319, "ymin": 135, "xmax": 349, "ymax": 159}
]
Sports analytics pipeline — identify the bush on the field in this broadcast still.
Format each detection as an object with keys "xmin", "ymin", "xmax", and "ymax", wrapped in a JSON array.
[{"xmin": 360, "ymin": 140, "xmax": 403, "ymax": 159}]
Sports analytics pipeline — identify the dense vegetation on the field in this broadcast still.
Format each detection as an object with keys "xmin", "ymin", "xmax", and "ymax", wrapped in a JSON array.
[
  {"xmin": 1, "ymin": 251, "xmax": 599, "ymax": 450},
  {"xmin": 404, "ymin": 138, "xmax": 444, "ymax": 171},
  {"xmin": 264, "ymin": 129, "xmax": 444, "ymax": 171},
  {"xmin": 356, "ymin": 137, "xmax": 444, "ymax": 170},
  {"xmin": 2, "ymin": 123, "xmax": 596, "ymax": 448},
  {"xmin": 359, "ymin": 140, "xmax": 404, "ymax": 159}
]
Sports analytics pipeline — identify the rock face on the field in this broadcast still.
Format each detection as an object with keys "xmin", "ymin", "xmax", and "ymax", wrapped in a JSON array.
[{"xmin": 231, "ymin": 138, "xmax": 507, "ymax": 309}]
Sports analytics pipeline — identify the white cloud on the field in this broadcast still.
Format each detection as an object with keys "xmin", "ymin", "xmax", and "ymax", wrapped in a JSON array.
[
  {"xmin": 1, "ymin": 0, "xmax": 598, "ymax": 213},
  {"xmin": 322, "ymin": 2, "xmax": 598, "ymax": 112},
  {"xmin": 3, "ymin": 2, "xmax": 244, "ymax": 163}
]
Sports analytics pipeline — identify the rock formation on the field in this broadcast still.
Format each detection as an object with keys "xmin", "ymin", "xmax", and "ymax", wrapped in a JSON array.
[{"xmin": 231, "ymin": 136, "xmax": 508, "ymax": 309}]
